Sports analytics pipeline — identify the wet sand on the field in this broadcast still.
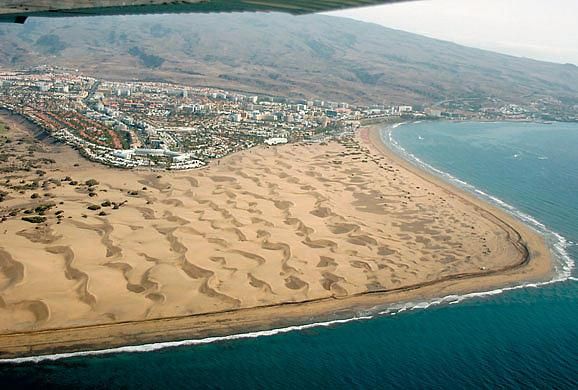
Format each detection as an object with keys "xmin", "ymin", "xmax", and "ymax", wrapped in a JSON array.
[{"xmin": 0, "ymin": 113, "xmax": 552, "ymax": 358}]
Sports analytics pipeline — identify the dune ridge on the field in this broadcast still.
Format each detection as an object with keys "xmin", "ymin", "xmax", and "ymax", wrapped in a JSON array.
[{"xmin": 0, "ymin": 112, "xmax": 552, "ymax": 358}]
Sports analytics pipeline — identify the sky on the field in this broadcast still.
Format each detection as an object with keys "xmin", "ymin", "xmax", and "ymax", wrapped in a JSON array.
[{"xmin": 327, "ymin": 0, "xmax": 578, "ymax": 65}]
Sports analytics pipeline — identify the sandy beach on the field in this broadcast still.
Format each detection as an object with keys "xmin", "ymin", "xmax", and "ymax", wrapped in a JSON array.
[{"xmin": 0, "ymin": 112, "xmax": 552, "ymax": 358}]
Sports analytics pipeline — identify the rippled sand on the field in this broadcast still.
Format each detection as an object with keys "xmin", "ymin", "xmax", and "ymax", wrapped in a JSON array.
[{"xmin": 0, "ymin": 113, "xmax": 551, "ymax": 357}]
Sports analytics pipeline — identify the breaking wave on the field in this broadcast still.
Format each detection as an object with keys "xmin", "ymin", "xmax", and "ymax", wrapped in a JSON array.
[
  {"xmin": 1, "ymin": 122, "xmax": 575, "ymax": 365},
  {"xmin": 1, "ymin": 316, "xmax": 376, "ymax": 364},
  {"xmin": 383, "ymin": 122, "xmax": 574, "ymax": 281}
]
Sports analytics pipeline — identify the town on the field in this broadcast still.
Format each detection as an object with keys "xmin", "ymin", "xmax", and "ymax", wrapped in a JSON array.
[{"xmin": 0, "ymin": 67, "xmax": 575, "ymax": 170}]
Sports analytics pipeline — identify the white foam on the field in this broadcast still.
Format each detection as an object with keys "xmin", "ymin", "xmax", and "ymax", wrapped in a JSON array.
[
  {"xmin": 0, "ymin": 122, "xmax": 574, "ymax": 365},
  {"xmin": 373, "ymin": 272, "xmax": 578, "ymax": 318},
  {"xmin": 0, "ymin": 315, "xmax": 374, "ymax": 364},
  {"xmin": 3, "ymin": 274, "xmax": 576, "ymax": 364},
  {"xmin": 383, "ymin": 122, "xmax": 575, "ymax": 281}
]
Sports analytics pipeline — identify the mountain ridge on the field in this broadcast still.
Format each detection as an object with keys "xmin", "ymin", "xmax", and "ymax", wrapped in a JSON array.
[{"xmin": 1, "ymin": 13, "xmax": 577, "ymax": 106}]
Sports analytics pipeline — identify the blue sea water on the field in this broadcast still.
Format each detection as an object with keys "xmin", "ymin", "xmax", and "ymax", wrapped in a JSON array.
[{"xmin": 1, "ymin": 121, "xmax": 577, "ymax": 389}]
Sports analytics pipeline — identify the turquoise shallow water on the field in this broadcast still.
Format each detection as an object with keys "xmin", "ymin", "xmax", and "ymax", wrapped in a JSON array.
[{"xmin": 1, "ymin": 121, "xmax": 577, "ymax": 388}]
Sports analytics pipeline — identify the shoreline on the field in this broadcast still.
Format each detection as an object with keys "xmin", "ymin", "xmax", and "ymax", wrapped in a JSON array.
[
  {"xmin": 375, "ymin": 121, "xmax": 567, "ymax": 271},
  {"xmin": 0, "ymin": 118, "xmax": 553, "ymax": 360},
  {"xmin": 363, "ymin": 124, "xmax": 553, "ymax": 284}
]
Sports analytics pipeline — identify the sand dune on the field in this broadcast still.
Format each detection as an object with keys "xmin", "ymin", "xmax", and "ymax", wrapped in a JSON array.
[
  {"xmin": 0, "ymin": 112, "xmax": 552, "ymax": 357},
  {"xmin": 0, "ymin": 249, "xmax": 24, "ymax": 291}
]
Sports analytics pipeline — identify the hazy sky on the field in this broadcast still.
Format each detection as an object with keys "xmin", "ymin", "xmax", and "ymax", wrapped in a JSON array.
[{"xmin": 327, "ymin": 0, "xmax": 578, "ymax": 65}]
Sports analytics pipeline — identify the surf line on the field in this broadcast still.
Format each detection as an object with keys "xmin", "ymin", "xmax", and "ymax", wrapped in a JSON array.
[
  {"xmin": 4, "ymin": 268, "xmax": 577, "ymax": 365},
  {"xmin": 2, "ymin": 123, "xmax": 575, "ymax": 365},
  {"xmin": 0, "ymin": 315, "xmax": 373, "ymax": 364},
  {"xmin": 383, "ymin": 123, "xmax": 575, "ymax": 280}
]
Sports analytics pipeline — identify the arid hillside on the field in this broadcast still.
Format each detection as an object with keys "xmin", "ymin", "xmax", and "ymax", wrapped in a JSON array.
[{"xmin": 1, "ymin": 13, "xmax": 578, "ymax": 105}]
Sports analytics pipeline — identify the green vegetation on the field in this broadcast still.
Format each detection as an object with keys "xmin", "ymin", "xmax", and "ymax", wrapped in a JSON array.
[
  {"xmin": 120, "ymin": 130, "xmax": 131, "ymax": 149},
  {"xmin": 22, "ymin": 216, "xmax": 46, "ymax": 224},
  {"xmin": 34, "ymin": 203, "xmax": 55, "ymax": 214}
]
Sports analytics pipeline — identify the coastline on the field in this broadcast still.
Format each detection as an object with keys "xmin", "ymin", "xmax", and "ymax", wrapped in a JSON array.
[
  {"xmin": 363, "ymin": 124, "xmax": 553, "ymax": 284},
  {"xmin": 0, "ymin": 117, "xmax": 553, "ymax": 361}
]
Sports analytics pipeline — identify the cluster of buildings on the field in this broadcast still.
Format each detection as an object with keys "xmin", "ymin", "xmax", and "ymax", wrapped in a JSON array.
[
  {"xmin": 0, "ymin": 68, "xmax": 375, "ymax": 169},
  {"xmin": 425, "ymin": 97, "xmax": 578, "ymax": 122},
  {"xmin": 5, "ymin": 67, "xmax": 572, "ymax": 170}
]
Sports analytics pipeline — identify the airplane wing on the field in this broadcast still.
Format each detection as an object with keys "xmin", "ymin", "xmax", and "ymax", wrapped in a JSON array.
[{"xmin": 0, "ymin": 0, "xmax": 416, "ymax": 23}]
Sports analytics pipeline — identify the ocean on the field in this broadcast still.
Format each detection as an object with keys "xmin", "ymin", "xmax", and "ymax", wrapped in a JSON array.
[{"xmin": 1, "ymin": 121, "xmax": 577, "ymax": 388}]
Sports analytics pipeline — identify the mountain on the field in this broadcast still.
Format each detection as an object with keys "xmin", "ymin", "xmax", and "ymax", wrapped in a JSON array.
[{"xmin": 1, "ymin": 13, "xmax": 578, "ymax": 106}]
